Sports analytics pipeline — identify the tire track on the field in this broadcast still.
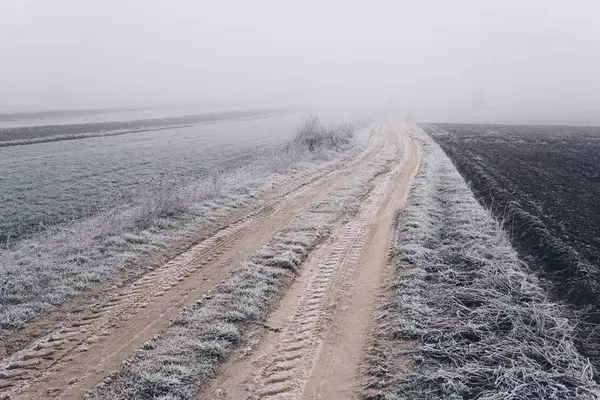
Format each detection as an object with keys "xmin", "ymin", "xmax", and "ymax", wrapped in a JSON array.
[
  {"xmin": 302, "ymin": 123, "xmax": 419, "ymax": 399},
  {"xmin": 0, "ymin": 124, "xmax": 380, "ymax": 361},
  {"xmin": 250, "ymin": 190, "xmax": 385, "ymax": 399},
  {"xmin": 249, "ymin": 130, "xmax": 402, "ymax": 400},
  {"xmin": 199, "ymin": 122, "xmax": 418, "ymax": 400},
  {"xmin": 0, "ymin": 125, "xmax": 388, "ymax": 400}
]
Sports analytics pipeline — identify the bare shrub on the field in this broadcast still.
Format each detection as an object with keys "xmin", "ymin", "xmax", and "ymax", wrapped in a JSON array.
[{"xmin": 293, "ymin": 115, "xmax": 355, "ymax": 152}]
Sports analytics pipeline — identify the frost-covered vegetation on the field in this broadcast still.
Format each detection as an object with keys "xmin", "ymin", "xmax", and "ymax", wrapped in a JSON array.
[
  {"xmin": 293, "ymin": 115, "xmax": 355, "ymax": 151},
  {"xmin": 0, "ymin": 113, "xmax": 301, "ymax": 244},
  {"xmin": 364, "ymin": 126, "xmax": 599, "ymax": 399},
  {"xmin": 425, "ymin": 123, "xmax": 600, "ymax": 374},
  {"xmin": 86, "ymin": 123, "xmax": 395, "ymax": 400},
  {"xmin": 0, "ymin": 116, "xmax": 366, "ymax": 339}
]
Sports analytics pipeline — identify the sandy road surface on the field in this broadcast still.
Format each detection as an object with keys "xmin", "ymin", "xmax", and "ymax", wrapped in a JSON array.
[
  {"xmin": 199, "ymin": 123, "xmax": 419, "ymax": 400},
  {"xmin": 0, "ymin": 124, "xmax": 401, "ymax": 399}
]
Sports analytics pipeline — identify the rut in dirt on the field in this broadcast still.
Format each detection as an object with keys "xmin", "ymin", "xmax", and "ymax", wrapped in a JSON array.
[
  {"xmin": 200, "ymin": 123, "xmax": 419, "ymax": 400},
  {"xmin": 0, "ymin": 125, "xmax": 388, "ymax": 400}
]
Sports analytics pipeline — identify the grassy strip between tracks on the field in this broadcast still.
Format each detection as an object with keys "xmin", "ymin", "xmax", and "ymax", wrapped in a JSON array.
[
  {"xmin": 85, "ymin": 125, "xmax": 398, "ymax": 399},
  {"xmin": 0, "ymin": 117, "xmax": 364, "ymax": 341}
]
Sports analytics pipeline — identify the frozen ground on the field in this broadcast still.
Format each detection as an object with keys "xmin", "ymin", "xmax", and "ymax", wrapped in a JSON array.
[{"xmin": 0, "ymin": 113, "xmax": 302, "ymax": 243}]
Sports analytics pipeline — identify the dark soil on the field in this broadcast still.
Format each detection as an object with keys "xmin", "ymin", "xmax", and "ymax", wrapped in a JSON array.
[{"xmin": 423, "ymin": 122, "xmax": 600, "ymax": 374}]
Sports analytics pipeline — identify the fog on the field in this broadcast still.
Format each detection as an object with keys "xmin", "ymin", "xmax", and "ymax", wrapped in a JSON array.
[{"xmin": 2, "ymin": 0, "xmax": 600, "ymax": 124}]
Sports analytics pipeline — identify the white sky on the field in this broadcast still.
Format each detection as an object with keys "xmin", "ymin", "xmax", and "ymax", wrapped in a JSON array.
[{"xmin": 1, "ymin": 0, "xmax": 600, "ymax": 123}]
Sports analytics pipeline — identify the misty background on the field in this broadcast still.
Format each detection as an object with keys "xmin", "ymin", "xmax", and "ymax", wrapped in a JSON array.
[{"xmin": 1, "ymin": 0, "xmax": 599, "ymax": 124}]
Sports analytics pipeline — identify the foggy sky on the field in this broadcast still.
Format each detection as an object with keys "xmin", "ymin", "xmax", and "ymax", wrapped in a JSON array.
[{"xmin": 1, "ymin": 0, "xmax": 600, "ymax": 124}]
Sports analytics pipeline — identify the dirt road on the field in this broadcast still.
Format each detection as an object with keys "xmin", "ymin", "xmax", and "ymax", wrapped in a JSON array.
[
  {"xmin": 199, "ymin": 123, "xmax": 419, "ymax": 399},
  {"xmin": 0, "ymin": 122, "xmax": 418, "ymax": 399}
]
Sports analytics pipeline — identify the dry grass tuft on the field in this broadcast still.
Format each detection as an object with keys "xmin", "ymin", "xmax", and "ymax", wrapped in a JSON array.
[{"xmin": 293, "ymin": 115, "xmax": 355, "ymax": 152}]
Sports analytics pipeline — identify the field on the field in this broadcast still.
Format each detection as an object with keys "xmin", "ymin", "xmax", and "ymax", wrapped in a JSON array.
[
  {"xmin": 423, "ymin": 123, "xmax": 600, "ymax": 372},
  {"xmin": 0, "ymin": 112, "xmax": 299, "ymax": 243},
  {"xmin": 2, "ymin": 119, "xmax": 599, "ymax": 399},
  {"xmin": 0, "ymin": 108, "xmax": 286, "ymax": 144},
  {"xmin": 363, "ymin": 126, "xmax": 596, "ymax": 399}
]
